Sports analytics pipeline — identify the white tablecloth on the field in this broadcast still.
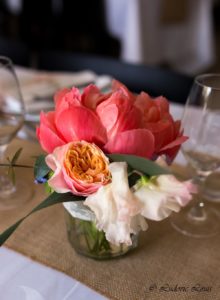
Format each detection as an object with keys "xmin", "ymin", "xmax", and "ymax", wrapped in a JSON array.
[
  {"xmin": 105, "ymin": 0, "xmax": 215, "ymax": 75},
  {"xmin": 0, "ymin": 247, "xmax": 106, "ymax": 300}
]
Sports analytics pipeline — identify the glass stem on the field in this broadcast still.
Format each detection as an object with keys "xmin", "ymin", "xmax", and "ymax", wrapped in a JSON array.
[
  {"xmin": 187, "ymin": 172, "xmax": 208, "ymax": 222},
  {"xmin": 0, "ymin": 145, "xmax": 7, "ymax": 162},
  {"xmin": 0, "ymin": 145, "xmax": 8, "ymax": 176},
  {"xmin": 0, "ymin": 145, "xmax": 16, "ymax": 196}
]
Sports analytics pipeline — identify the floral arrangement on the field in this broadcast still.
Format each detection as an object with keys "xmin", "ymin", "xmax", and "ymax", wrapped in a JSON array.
[{"xmin": 0, "ymin": 80, "xmax": 196, "ymax": 251}]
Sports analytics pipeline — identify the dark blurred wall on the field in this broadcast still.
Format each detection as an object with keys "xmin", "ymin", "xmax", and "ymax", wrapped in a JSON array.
[
  {"xmin": 61, "ymin": 0, "xmax": 119, "ymax": 56},
  {"xmin": 0, "ymin": 0, "xmax": 120, "ymax": 56}
]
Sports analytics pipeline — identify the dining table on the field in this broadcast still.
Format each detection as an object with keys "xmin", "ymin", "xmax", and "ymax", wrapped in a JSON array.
[{"xmin": 0, "ymin": 67, "xmax": 220, "ymax": 300}]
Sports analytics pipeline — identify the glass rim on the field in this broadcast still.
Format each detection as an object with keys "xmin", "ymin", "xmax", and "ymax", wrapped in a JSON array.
[
  {"xmin": 0, "ymin": 56, "xmax": 13, "ymax": 68},
  {"xmin": 195, "ymin": 73, "xmax": 220, "ymax": 91}
]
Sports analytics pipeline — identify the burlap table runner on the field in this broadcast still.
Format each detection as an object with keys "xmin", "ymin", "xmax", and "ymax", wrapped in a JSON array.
[{"xmin": 1, "ymin": 139, "xmax": 220, "ymax": 300}]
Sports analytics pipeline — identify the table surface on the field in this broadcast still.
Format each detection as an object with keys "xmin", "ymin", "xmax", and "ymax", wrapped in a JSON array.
[{"xmin": 0, "ymin": 68, "xmax": 219, "ymax": 300}]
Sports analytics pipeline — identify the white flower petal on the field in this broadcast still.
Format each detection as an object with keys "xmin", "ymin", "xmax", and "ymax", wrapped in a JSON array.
[
  {"xmin": 130, "ymin": 214, "xmax": 148, "ymax": 233},
  {"xmin": 85, "ymin": 184, "xmax": 116, "ymax": 231},
  {"xmin": 109, "ymin": 162, "xmax": 142, "ymax": 221},
  {"xmin": 134, "ymin": 174, "xmax": 196, "ymax": 221},
  {"xmin": 156, "ymin": 175, "xmax": 197, "ymax": 206},
  {"xmin": 85, "ymin": 162, "xmax": 147, "ymax": 245},
  {"xmin": 134, "ymin": 187, "xmax": 175, "ymax": 221}
]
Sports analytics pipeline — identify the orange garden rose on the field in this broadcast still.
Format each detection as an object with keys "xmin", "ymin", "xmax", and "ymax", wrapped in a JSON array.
[{"xmin": 45, "ymin": 141, "xmax": 111, "ymax": 196}]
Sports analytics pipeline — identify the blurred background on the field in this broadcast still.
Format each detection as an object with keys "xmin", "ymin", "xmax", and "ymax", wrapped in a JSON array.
[{"xmin": 0, "ymin": 0, "xmax": 219, "ymax": 75}]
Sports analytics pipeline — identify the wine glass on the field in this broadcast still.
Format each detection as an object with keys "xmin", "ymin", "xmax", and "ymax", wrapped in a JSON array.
[
  {"xmin": 170, "ymin": 73, "xmax": 220, "ymax": 238},
  {"xmin": 0, "ymin": 56, "xmax": 33, "ymax": 209},
  {"xmin": 203, "ymin": 170, "xmax": 220, "ymax": 202}
]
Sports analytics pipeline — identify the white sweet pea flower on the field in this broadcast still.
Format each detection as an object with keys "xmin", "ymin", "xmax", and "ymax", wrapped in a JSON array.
[
  {"xmin": 84, "ymin": 162, "xmax": 148, "ymax": 246},
  {"xmin": 85, "ymin": 162, "xmax": 196, "ymax": 245},
  {"xmin": 134, "ymin": 175, "xmax": 197, "ymax": 221}
]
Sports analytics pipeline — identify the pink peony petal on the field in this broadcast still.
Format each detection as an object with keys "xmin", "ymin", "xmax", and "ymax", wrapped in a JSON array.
[
  {"xmin": 158, "ymin": 136, "xmax": 188, "ymax": 163},
  {"xmin": 104, "ymin": 129, "xmax": 155, "ymax": 159},
  {"xmin": 144, "ymin": 106, "xmax": 160, "ymax": 122},
  {"xmin": 173, "ymin": 120, "xmax": 182, "ymax": 138},
  {"xmin": 144, "ymin": 119, "xmax": 175, "ymax": 152},
  {"xmin": 55, "ymin": 88, "xmax": 82, "ymax": 120},
  {"xmin": 97, "ymin": 103, "xmax": 119, "ymax": 134},
  {"xmin": 97, "ymin": 90, "xmax": 142, "ymax": 139},
  {"xmin": 159, "ymin": 135, "xmax": 188, "ymax": 151},
  {"xmin": 154, "ymin": 96, "xmax": 170, "ymax": 115},
  {"xmin": 135, "ymin": 92, "xmax": 154, "ymax": 113},
  {"xmin": 54, "ymin": 88, "xmax": 70, "ymax": 104},
  {"xmin": 40, "ymin": 111, "xmax": 56, "ymax": 130},
  {"xmin": 81, "ymin": 84, "xmax": 110, "ymax": 109},
  {"xmin": 135, "ymin": 93, "xmax": 169, "ymax": 123},
  {"xmin": 37, "ymin": 112, "xmax": 66, "ymax": 153},
  {"xmin": 56, "ymin": 106, "xmax": 107, "ymax": 146},
  {"xmin": 110, "ymin": 105, "xmax": 142, "ymax": 138},
  {"xmin": 112, "ymin": 79, "xmax": 135, "ymax": 101}
]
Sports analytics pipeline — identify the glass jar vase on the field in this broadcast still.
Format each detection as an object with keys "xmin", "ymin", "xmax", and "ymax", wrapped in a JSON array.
[{"xmin": 63, "ymin": 202, "xmax": 139, "ymax": 260}]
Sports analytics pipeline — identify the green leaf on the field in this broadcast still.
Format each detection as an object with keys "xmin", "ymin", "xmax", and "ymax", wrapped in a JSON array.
[
  {"xmin": 0, "ymin": 192, "xmax": 84, "ymax": 246},
  {"xmin": 0, "ymin": 219, "xmax": 24, "ymax": 246},
  {"xmin": 34, "ymin": 155, "xmax": 51, "ymax": 180},
  {"xmin": 5, "ymin": 148, "xmax": 23, "ymax": 185},
  {"xmin": 7, "ymin": 166, "xmax": 16, "ymax": 185},
  {"xmin": 11, "ymin": 148, "xmax": 23, "ymax": 165},
  {"xmin": 108, "ymin": 154, "xmax": 170, "ymax": 176}
]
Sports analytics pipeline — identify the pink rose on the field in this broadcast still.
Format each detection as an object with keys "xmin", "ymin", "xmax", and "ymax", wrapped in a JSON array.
[{"xmin": 45, "ymin": 141, "xmax": 111, "ymax": 196}]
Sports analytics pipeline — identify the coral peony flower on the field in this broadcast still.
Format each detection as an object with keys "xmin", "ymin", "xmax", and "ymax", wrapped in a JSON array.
[
  {"xmin": 37, "ymin": 80, "xmax": 187, "ymax": 162},
  {"xmin": 37, "ymin": 87, "xmax": 107, "ymax": 153},
  {"xmin": 96, "ymin": 88, "xmax": 141, "ymax": 140},
  {"xmin": 104, "ymin": 128, "xmax": 155, "ymax": 159},
  {"xmin": 45, "ymin": 141, "xmax": 111, "ymax": 196},
  {"xmin": 134, "ymin": 175, "xmax": 197, "ymax": 221},
  {"xmin": 85, "ymin": 162, "xmax": 148, "ymax": 245},
  {"xmin": 134, "ymin": 90, "xmax": 187, "ymax": 162}
]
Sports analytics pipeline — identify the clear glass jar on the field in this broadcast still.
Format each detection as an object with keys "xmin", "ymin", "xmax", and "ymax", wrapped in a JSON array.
[{"xmin": 63, "ymin": 202, "xmax": 139, "ymax": 260}]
